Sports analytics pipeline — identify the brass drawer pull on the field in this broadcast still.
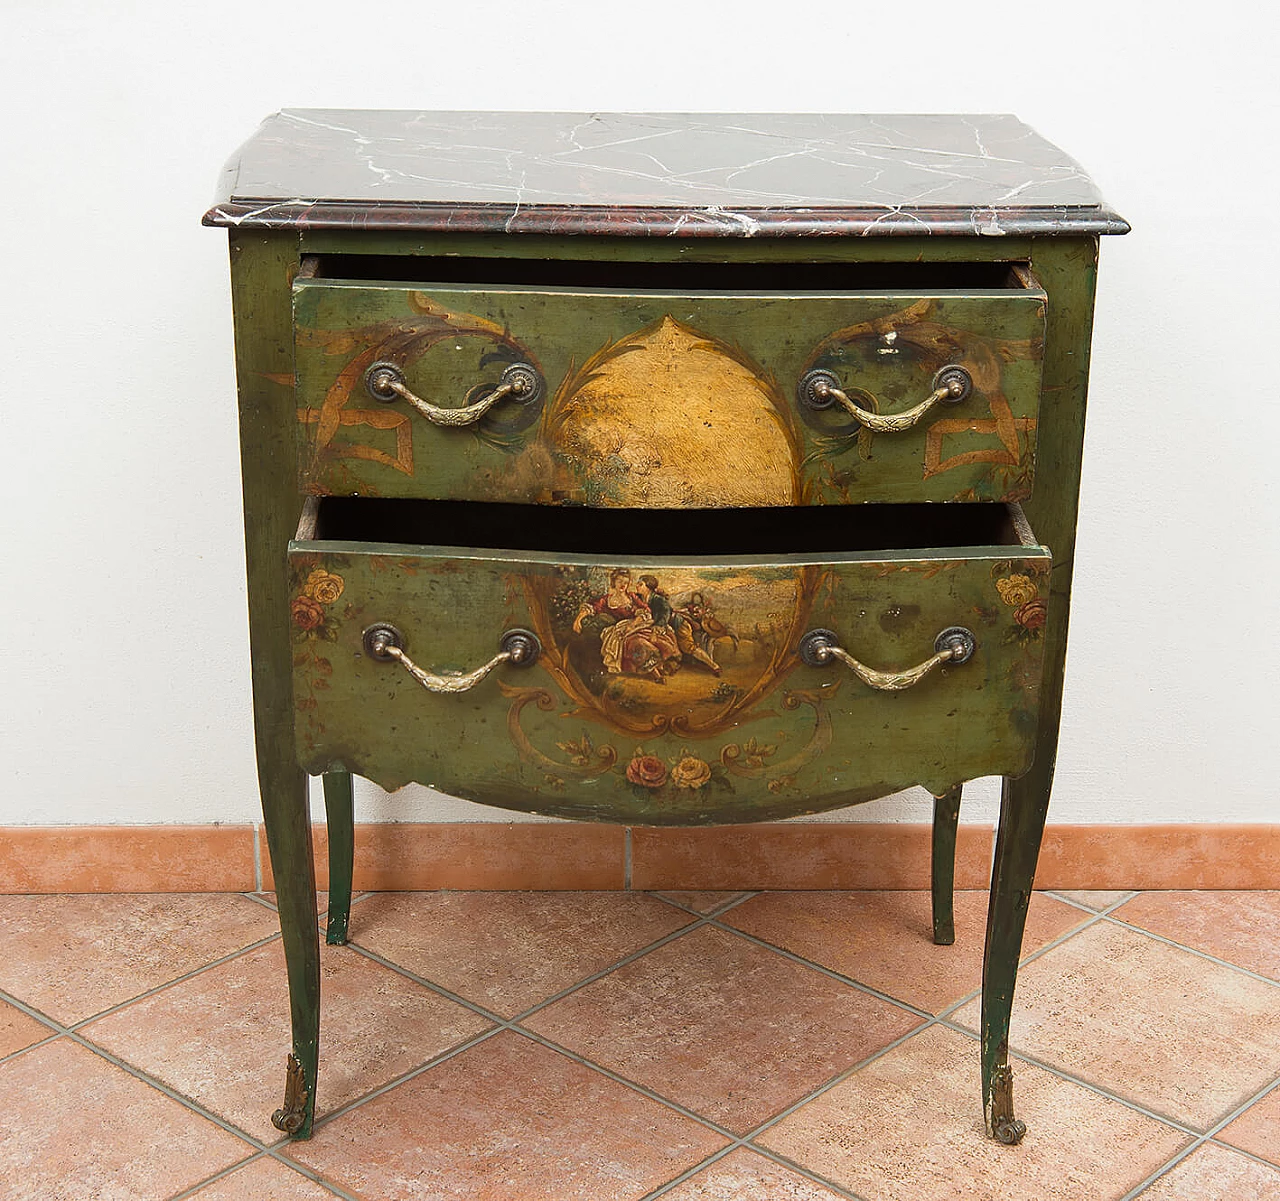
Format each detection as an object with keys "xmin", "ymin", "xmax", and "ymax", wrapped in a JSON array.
[
  {"xmin": 362, "ymin": 624, "xmax": 540, "ymax": 693},
  {"xmin": 799, "ymin": 625, "xmax": 976, "ymax": 691},
  {"xmin": 798, "ymin": 365, "xmax": 972, "ymax": 432},
  {"xmin": 364, "ymin": 360, "xmax": 543, "ymax": 428}
]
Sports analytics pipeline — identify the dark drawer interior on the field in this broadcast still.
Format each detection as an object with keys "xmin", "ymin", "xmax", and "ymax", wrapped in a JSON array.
[
  {"xmin": 302, "ymin": 497, "xmax": 1038, "ymax": 558},
  {"xmin": 304, "ymin": 254, "xmax": 1035, "ymax": 293}
]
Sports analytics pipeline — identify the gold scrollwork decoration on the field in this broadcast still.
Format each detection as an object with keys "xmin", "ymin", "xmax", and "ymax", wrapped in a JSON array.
[
  {"xmin": 270, "ymin": 1053, "xmax": 310, "ymax": 1135},
  {"xmin": 720, "ymin": 687, "xmax": 835, "ymax": 781},
  {"xmin": 989, "ymin": 1065, "xmax": 1027, "ymax": 1145},
  {"xmin": 501, "ymin": 684, "xmax": 619, "ymax": 778}
]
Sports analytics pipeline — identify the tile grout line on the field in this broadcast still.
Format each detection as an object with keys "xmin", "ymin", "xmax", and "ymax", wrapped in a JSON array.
[
  {"xmin": 638, "ymin": 1140, "xmax": 868, "ymax": 1201},
  {"xmin": 16, "ymin": 887, "xmax": 1266, "ymax": 1200},
  {"xmin": 64, "ymin": 932, "xmax": 285, "ymax": 1033},
  {"xmin": 263, "ymin": 1148, "xmax": 363, "ymax": 1201},
  {"xmin": 738, "ymin": 1152, "xmax": 872, "ymax": 1201},
  {"xmin": 163, "ymin": 1149, "xmax": 272, "ymax": 1201},
  {"xmin": 711, "ymin": 918, "xmax": 940, "ymax": 1015},
  {"xmin": 1042, "ymin": 889, "xmax": 1138, "ymax": 915},
  {"xmin": 1100, "ymin": 913, "xmax": 1280, "ymax": 988},
  {"xmin": 716, "ymin": 1013, "xmax": 1222, "ymax": 1201},
  {"xmin": 634, "ymin": 1145, "xmax": 742, "ymax": 1201},
  {"xmin": 960, "ymin": 1038, "xmax": 1207, "ymax": 1136},
  {"xmin": 163, "ymin": 1144, "xmax": 362, "ymax": 1201},
  {"xmin": 243, "ymin": 889, "xmax": 278, "ymax": 913},
  {"xmin": 701, "ymin": 915, "xmax": 960, "ymax": 1020},
  {"xmin": 1116, "ymin": 1071, "xmax": 1280, "ymax": 1200},
  {"xmin": 1206, "ymin": 1133, "xmax": 1280, "ymax": 1173},
  {"xmin": 297, "ymin": 941, "xmax": 1216, "ymax": 1201},
  {"xmin": 0, "ymin": 1029, "xmax": 62, "ymax": 1067},
  {"xmin": 512, "ymin": 919, "xmax": 720, "ymax": 1022},
  {"xmin": 508, "ymin": 1024, "xmax": 744, "ymax": 1137},
  {"xmin": 977, "ymin": 907, "xmax": 1106, "ymax": 976},
  {"xmin": 306, "ymin": 1025, "xmax": 511, "ymax": 1131},
  {"xmin": 1096, "ymin": 892, "xmax": 1142, "ymax": 915},
  {"xmin": 0, "ymin": 986, "xmax": 65, "ymax": 1060},
  {"xmin": 325, "ymin": 939, "xmax": 749, "ymax": 1141},
  {"xmin": 313, "ymin": 892, "xmax": 1117, "ymax": 1163},
  {"xmin": 636, "ymin": 1018, "xmax": 953, "ymax": 1200},
  {"xmin": 343, "ymin": 907, "xmax": 716, "ymax": 1027},
  {"xmin": 332, "ymin": 941, "xmax": 745, "ymax": 1141},
  {"xmin": 238, "ymin": 909, "xmax": 1280, "ymax": 1201},
  {"xmin": 740, "ymin": 1016, "xmax": 954, "ymax": 1142},
  {"xmin": 650, "ymin": 890, "xmax": 760, "ymax": 919},
  {"xmin": 926, "ymin": 1016, "xmax": 1280, "ymax": 1150},
  {"xmin": 63, "ymin": 1027, "xmax": 271, "ymax": 1150},
  {"xmin": 628, "ymin": 894, "xmax": 1233, "ymax": 1189},
  {"xmin": 0, "ymin": 919, "xmax": 287, "ymax": 1040}
]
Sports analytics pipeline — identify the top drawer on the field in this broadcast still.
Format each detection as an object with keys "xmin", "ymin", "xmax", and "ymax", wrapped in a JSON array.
[{"xmin": 293, "ymin": 256, "xmax": 1045, "ymax": 507}]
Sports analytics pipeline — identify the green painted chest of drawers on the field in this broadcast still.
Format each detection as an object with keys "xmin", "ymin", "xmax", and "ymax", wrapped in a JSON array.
[{"xmin": 206, "ymin": 110, "xmax": 1126, "ymax": 1145}]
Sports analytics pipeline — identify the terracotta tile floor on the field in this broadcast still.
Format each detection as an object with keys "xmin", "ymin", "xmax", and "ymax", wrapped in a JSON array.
[{"xmin": 2, "ymin": 890, "xmax": 1279, "ymax": 1200}]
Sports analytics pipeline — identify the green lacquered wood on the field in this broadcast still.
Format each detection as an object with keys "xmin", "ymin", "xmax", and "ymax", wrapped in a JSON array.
[
  {"xmin": 931, "ymin": 784, "xmax": 962, "ymax": 945},
  {"xmin": 322, "ymin": 768, "xmax": 354, "ymax": 946},
  {"xmin": 229, "ymin": 230, "xmax": 319, "ymax": 1139},
  {"xmin": 299, "ymin": 232, "xmax": 1036, "ymax": 263},
  {"xmin": 287, "ymin": 540, "xmax": 1049, "ymax": 824},
  {"xmin": 980, "ymin": 236, "xmax": 1099, "ymax": 1141},
  {"xmin": 294, "ymin": 279, "xmax": 1045, "ymax": 505},
  {"xmin": 225, "ymin": 207, "xmax": 1103, "ymax": 1145}
]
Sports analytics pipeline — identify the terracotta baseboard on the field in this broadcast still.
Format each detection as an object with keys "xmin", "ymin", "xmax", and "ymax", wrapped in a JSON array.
[
  {"xmin": 2, "ymin": 823, "xmax": 1278, "ymax": 894},
  {"xmin": 0, "ymin": 826, "xmax": 257, "ymax": 894}
]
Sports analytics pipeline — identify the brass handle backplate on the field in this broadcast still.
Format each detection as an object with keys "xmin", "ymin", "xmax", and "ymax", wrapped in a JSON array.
[
  {"xmin": 799, "ymin": 626, "xmax": 975, "ymax": 691},
  {"xmin": 362, "ymin": 624, "xmax": 540, "ymax": 693},
  {"xmin": 364, "ymin": 361, "xmax": 543, "ymax": 428},
  {"xmin": 799, "ymin": 365, "xmax": 972, "ymax": 432}
]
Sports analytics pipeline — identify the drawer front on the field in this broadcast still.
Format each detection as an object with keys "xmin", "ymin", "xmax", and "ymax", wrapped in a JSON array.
[
  {"xmin": 294, "ymin": 278, "xmax": 1044, "ymax": 507},
  {"xmin": 287, "ymin": 538, "xmax": 1050, "ymax": 824}
]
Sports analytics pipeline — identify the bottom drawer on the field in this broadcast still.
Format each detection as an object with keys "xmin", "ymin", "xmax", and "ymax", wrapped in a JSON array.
[{"xmin": 288, "ymin": 500, "xmax": 1050, "ymax": 824}]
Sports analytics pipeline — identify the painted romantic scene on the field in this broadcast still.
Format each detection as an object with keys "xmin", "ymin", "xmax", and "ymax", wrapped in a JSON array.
[{"xmin": 537, "ymin": 564, "xmax": 808, "ymax": 728}]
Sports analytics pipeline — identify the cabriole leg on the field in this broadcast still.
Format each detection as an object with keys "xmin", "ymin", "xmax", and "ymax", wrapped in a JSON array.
[
  {"xmin": 930, "ymin": 783, "xmax": 962, "ymax": 945},
  {"xmin": 261, "ymin": 764, "xmax": 320, "ymax": 1140},
  {"xmin": 322, "ymin": 767, "xmax": 354, "ymax": 945},
  {"xmin": 980, "ymin": 768, "xmax": 1052, "ymax": 1145}
]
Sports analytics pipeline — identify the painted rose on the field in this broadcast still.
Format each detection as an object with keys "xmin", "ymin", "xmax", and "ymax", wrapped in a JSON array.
[
  {"xmin": 995, "ymin": 574, "xmax": 1037, "ymax": 608},
  {"xmin": 1014, "ymin": 598, "xmax": 1047, "ymax": 631},
  {"xmin": 305, "ymin": 568, "xmax": 345, "ymax": 605},
  {"xmin": 626, "ymin": 754, "xmax": 668, "ymax": 789},
  {"xmin": 291, "ymin": 595, "xmax": 325, "ymax": 631},
  {"xmin": 670, "ymin": 755, "xmax": 712, "ymax": 790}
]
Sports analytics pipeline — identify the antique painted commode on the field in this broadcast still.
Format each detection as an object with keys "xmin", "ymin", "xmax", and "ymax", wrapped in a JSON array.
[{"xmin": 205, "ymin": 111, "xmax": 1126, "ymax": 1143}]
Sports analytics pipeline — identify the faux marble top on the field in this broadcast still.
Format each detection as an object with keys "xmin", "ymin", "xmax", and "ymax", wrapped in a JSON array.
[{"xmin": 204, "ymin": 110, "xmax": 1127, "ymax": 238}]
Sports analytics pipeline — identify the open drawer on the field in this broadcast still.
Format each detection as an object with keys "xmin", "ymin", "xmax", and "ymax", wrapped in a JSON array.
[
  {"xmin": 294, "ymin": 256, "xmax": 1045, "ymax": 508},
  {"xmin": 288, "ymin": 499, "xmax": 1051, "ymax": 824}
]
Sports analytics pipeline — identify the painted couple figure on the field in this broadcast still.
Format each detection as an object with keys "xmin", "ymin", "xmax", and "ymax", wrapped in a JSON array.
[{"xmin": 573, "ymin": 568, "xmax": 722, "ymax": 684}]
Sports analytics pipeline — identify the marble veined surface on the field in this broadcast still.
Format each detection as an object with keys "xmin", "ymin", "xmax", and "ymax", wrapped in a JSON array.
[{"xmin": 206, "ymin": 110, "xmax": 1127, "ymax": 237}]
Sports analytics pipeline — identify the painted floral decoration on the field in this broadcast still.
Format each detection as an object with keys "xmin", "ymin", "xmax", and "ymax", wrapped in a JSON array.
[
  {"xmin": 995, "ymin": 574, "xmax": 1037, "ymax": 608},
  {"xmin": 291, "ymin": 595, "xmax": 326, "ymax": 631},
  {"xmin": 670, "ymin": 755, "xmax": 712, "ymax": 790},
  {"xmin": 1014, "ymin": 598, "xmax": 1047, "ymax": 631},
  {"xmin": 626, "ymin": 753, "xmax": 668, "ymax": 789},
  {"xmin": 305, "ymin": 568, "xmax": 345, "ymax": 605},
  {"xmin": 291, "ymin": 566, "xmax": 347, "ymax": 643},
  {"xmin": 992, "ymin": 563, "xmax": 1048, "ymax": 651}
]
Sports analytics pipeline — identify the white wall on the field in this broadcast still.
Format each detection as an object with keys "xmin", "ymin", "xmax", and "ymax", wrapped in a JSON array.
[{"xmin": 2, "ymin": 1, "xmax": 1276, "ymax": 828}]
